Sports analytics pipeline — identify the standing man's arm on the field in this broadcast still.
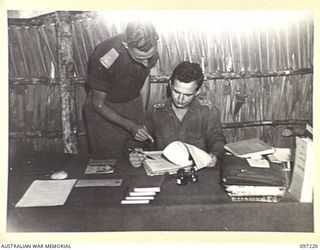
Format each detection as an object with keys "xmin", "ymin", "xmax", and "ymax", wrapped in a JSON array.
[
  {"xmin": 92, "ymin": 89, "xmax": 153, "ymax": 142},
  {"xmin": 140, "ymin": 75, "xmax": 150, "ymax": 111}
]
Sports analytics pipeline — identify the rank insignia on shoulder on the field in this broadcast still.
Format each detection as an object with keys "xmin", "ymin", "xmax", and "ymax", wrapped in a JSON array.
[
  {"xmin": 99, "ymin": 48, "xmax": 119, "ymax": 69},
  {"xmin": 199, "ymin": 99, "xmax": 213, "ymax": 109},
  {"xmin": 152, "ymin": 103, "xmax": 165, "ymax": 109}
]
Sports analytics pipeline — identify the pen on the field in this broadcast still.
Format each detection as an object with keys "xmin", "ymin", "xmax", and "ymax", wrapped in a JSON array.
[{"xmin": 128, "ymin": 148, "xmax": 155, "ymax": 160}]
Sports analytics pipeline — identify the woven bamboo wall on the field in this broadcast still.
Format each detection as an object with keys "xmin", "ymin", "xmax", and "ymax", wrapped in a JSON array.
[{"xmin": 8, "ymin": 11, "xmax": 313, "ymax": 154}]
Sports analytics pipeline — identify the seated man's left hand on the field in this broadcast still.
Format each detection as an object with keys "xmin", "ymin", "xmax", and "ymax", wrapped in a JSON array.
[{"xmin": 207, "ymin": 153, "xmax": 218, "ymax": 168}]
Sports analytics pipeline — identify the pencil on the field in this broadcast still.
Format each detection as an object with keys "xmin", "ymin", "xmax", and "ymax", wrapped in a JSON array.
[{"xmin": 127, "ymin": 148, "xmax": 155, "ymax": 160}]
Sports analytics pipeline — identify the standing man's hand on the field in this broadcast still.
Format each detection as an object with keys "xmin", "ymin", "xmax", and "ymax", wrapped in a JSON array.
[
  {"xmin": 207, "ymin": 153, "xmax": 218, "ymax": 168},
  {"xmin": 130, "ymin": 124, "xmax": 154, "ymax": 142}
]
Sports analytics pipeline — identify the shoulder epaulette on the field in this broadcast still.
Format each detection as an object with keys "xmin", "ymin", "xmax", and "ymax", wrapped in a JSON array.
[
  {"xmin": 152, "ymin": 103, "xmax": 165, "ymax": 109},
  {"xmin": 99, "ymin": 48, "xmax": 119, "ymax": 69},
  {"xmin": 198, "ymin": 99, "xmax": 214, "ymax": 109}
]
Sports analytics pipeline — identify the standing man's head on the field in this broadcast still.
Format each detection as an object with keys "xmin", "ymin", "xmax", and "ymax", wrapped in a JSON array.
[
  {"xmin": 169, "ymin": 61, "xmax": 204, "ymax": 109},
  {"xmin": 123, "ymin": 20, "xmax": 159, "ymax": 64}
]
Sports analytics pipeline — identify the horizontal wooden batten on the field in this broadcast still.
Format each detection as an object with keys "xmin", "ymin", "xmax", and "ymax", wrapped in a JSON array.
[
  {"xmin": 9, "ymin": 68, "xmax": 313, "ymax": 87},
  {"xmin": 9, "ymin": 76, "xmax": 86, "ymax": 86},
  {"xmin": 9, "ymin": 119, "xmax": 309, "ymax": 139},
  {"xmin": 150, "ymin": 68, "xmax": 313, "ymax": 83}
]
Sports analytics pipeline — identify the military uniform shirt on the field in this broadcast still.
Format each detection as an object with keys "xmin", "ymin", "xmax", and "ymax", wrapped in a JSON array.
[
  {"xmin": 86, "ymin": 34, "xmax": 159, "ymax": 103},
  {"xmin": 144, "ymin": 99, "xmax": 226, "ymax": 158}
]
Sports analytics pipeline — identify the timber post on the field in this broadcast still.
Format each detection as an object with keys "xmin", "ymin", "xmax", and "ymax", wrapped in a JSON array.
[{"xmin": 56, "ymin": 11, "xmax": 78, "ymax": 154}]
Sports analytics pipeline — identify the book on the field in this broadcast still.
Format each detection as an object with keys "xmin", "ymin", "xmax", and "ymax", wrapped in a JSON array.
[
  {"xmin": 224, "ymin": 185, "xmax": 286, "ymax": 197},
  {"xmin": 142, "ymin": 151, "xmax": 188, "ymax": 176},
  {"xmin": 163, "ymin": 141, "xmax": 212, "ymax": 170},
  {"xmin": 121, "ymin": 200, "xmax": 150, "ymax": 204},
  {"xmin": 85, "ymin": 158, "xmax": 116, "ymax": 174},
  {"xmin": 288, "ymin": 136, "xmax": 314, "ymax": 203},
  {"xmin": 121, "ymin": 176, "xmax": 160, "ymax": 205},
  {"xmin": 230, "ymin": 196, "xmax": 280, "ymax": 202},
  {"xmin": 133, "ymin": 175, "xmax": 165, "ymax": 192},
  {"xmin": 129, "ymin": 190, "xmax": 156, "ymax": 196},
  {"xmin": 224, "ymin": 138, "xmax": 275, "ymax": 158},
  {"xmin": 125, "ymin": 196, "xmax": 154, "ymax": 200},
  {"xmin": 143, "ymin": 141, "xmax": 212, "ymax": 176}
]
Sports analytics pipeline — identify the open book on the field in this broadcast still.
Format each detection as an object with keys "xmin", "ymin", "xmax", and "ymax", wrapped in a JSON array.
[
  {"xmin": 143, "ymin": 141, "xmax": 212, "ymax": 176},
  {"xmin": 224, "ymin": 138, "xmax": 275, "ymax": 158}
]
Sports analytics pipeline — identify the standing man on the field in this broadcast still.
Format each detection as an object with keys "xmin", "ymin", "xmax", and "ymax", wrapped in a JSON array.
[
  {"xmin": 84, "ymin": 21, "xmax": 159, "ymax": 154},
  {"xmin": 130, "ymin": 61, "xmax": 226, "ymax": 168}
]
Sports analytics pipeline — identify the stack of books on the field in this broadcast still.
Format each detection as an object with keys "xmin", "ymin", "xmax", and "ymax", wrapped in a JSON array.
[
  {"xmin": 222, "ymin": 138, "xmax": 290, "ymax": 202},
  {"xmin": 121, "ymin": 175, "xmax": 165, "ymax": 204}
]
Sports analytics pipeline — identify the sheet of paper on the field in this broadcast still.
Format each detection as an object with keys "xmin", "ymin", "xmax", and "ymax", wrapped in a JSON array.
[
  {"xmin": 247, "ymin": 158, "xmax": 270, "ymax": 168},
  {"xmin": 15, "ymin": 179, "xmax": 77, "ymax": 207},
  {"xmin": 74, "ymin": 179, "xmax": 123, "ymax": 187},
  {"xmin": 162, "ymin": 141, "xmax": 193, "ymax": 167},
  {"xmin": 267, "ymin": 148, "xmax": 291, "ymax": 163},
  {"xmin": 184, "ymin": 143, "xmax": 211, "ymax": 170}
]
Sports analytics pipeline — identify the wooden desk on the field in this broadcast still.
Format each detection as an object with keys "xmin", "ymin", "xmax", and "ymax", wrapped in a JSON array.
[{"xmin": 7, "ymin": 152, "xmax": 314, "ymax": 232}]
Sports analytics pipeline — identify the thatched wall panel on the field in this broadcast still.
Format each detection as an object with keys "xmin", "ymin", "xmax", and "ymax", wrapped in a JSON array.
[
  {"xmin": 10, "ymin": 84, "xmax": 62, "ymax": 133},
  {"xmin": 8, "ymin": 11, "xmax": 313, "ymax": 153}
]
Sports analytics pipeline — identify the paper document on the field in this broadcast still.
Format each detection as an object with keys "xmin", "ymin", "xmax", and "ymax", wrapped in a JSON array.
[
  {"xmin": 15, "ymin": 179, "xmax": 77, "ymax": 207},
  {"xmin": 163, "ymin": 141, "xmax": 211, "ymax": 170}
]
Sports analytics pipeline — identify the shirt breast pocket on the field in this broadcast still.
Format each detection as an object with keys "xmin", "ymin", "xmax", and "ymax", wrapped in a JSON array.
[
  {"xmin": 155, "ymin": 126, "xmax": 175, "ymax": 149},
  {"xmin": 185, "ymin": 126, "xmax": 206, "ymax": 150}
]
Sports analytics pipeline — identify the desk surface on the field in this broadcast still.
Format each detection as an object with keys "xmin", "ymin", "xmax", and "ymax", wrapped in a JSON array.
[{"xmin": 7, "ymin": 152, "xmax": 314, "ymax": 232}]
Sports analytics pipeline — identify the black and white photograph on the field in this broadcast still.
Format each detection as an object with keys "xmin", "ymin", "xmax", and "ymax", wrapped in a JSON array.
[{"xmin": 3, "ymin": 8, "xmax": 318, "ymax": 244}]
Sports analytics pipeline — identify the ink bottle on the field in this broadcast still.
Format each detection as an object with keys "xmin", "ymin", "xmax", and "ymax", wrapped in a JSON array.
[{"xmin": 176, "ymin": 168, "xmax": 188, "ymax": 185}]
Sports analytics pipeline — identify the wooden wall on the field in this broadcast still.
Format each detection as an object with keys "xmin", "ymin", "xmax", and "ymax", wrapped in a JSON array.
[{"xmin": 8, "ymin": 11, "xmax": 313, "ymax": 154}]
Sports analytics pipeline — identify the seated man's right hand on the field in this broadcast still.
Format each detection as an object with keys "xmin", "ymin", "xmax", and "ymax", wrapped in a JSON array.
[{"xmin": 129, "ymin": 148, "xmax": 146, "ymax": 168}]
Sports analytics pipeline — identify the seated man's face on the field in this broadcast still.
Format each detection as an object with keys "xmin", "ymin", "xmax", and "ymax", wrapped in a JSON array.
[{"xmin": 170, "ymin": 79, "xmax": 198, "ymax": 109}]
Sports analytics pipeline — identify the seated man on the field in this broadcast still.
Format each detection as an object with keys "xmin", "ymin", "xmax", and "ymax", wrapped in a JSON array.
[{"xmin": 129, "ymin": 61, "xmax": 226, "ymax": 168}]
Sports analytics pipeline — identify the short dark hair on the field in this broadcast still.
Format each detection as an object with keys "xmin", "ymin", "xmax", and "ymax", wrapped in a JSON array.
[
  {"xmin": 125, "ymin": 21, "xmax": 159, "ymax": 52},
  {"xmin": 170, "ymin": 61, "xmax": 204, "ymax": 90}
]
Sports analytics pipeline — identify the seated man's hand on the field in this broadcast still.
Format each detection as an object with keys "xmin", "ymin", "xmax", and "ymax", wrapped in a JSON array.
[
  {"xmin": 207, "ymin": 153, "xmax": 218, "ymax": 168},
  {"xmin": 129, "ymin": 148, "xmax": 146, "ymax": 168}
]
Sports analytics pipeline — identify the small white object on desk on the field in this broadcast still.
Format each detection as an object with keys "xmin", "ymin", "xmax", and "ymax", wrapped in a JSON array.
[{"xmin": 50, "ymin": 170, "xmax": 68, "ymax": 180}]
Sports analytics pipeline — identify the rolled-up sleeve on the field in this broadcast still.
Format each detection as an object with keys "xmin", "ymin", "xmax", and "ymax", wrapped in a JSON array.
[
  {"xmin": 205, "ymin": 106, "xmax": 226, "ymax": 158},
  {"xmin": 86, "ymin": 56, "xmax": 112, "ymax": 93}
]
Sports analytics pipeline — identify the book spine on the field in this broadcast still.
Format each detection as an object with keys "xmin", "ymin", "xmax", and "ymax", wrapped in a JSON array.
[{"xmin": 121, "ymin": 200, "xmax": 150, "ymax": 204}]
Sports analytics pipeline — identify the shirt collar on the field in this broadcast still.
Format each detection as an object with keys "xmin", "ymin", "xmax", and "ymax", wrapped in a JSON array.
[{"xmin": 163, "ymin": 98, "xmax": 202, "ymax": 113}]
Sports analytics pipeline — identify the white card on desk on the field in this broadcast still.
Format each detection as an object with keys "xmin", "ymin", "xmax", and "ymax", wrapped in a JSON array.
[
  {"xmin": 15, "ymin": 179, "xmax": 77, "ymax": 207},
  {"xmin": 74, "ymin": 179, "xmax": 123, "ymax": 187}
]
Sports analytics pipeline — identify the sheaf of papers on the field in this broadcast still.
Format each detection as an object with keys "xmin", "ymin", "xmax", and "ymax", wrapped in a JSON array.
[
  {"xmin": 15, "ymin": 179, "xmax": 77, "ymax": 207},
  {"xmin": 163, "ymin": 141, "xmax": 211, "ymax": 170},
  {"xmin": 162, "ymin": 141, "xmax": 193, "ymax": 167}
]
